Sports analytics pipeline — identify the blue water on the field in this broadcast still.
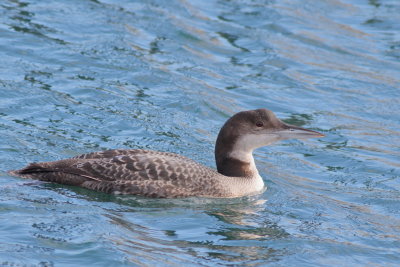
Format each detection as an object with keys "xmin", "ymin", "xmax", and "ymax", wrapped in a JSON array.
[{"xmin": 1, "ymin": 0, "xmax": 399, "ymax": 266}]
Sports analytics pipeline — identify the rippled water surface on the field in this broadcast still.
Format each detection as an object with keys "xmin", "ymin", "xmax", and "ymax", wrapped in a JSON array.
[{"xmin": 1, "ymin": 0, "xmax": 399, "ymax": 266}]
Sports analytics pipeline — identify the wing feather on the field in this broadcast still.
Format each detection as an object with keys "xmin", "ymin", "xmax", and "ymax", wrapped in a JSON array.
[{"xmin": 11, "ymin": 149, "xmax": 223, "ymax": 197}]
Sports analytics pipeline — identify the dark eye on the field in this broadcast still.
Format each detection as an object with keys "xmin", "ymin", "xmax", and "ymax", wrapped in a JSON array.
[{"xmin": 256, "ymin": 122, "xmax": 263, "ymax": 127}]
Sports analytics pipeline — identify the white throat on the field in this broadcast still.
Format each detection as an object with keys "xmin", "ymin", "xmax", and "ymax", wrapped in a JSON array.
[{"xmin": 228, "ymin": 134, "xmax": 263, "ymax": 177}]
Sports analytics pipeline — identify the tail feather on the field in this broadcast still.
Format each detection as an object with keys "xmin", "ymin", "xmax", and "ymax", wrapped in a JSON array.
[
  {"xmin": 18, "ymin": 163, "xmax": 51, "ymax": 173},
  {"xmin": 8, "ymin": 162, "xmax": 89, "ymax": 186},
  {"xmin": 9, "ymin": 163, "xmax": 50, "ymax": 177}
]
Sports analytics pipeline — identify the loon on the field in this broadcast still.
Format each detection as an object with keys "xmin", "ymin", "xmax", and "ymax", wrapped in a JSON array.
[{"xmin": 9, "ymin": 109, "xmax": 324, "ymax": 198}]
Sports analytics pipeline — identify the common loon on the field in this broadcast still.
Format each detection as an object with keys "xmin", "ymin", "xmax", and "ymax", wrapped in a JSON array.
[{"xmin": 9, "ymin": 109, "xmax": 324, "ymax": 198}]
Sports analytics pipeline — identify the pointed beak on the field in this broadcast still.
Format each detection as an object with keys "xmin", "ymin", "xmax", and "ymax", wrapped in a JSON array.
[{"xmin": 276, "ymin": 122, "xmax": 325, "ymax": 140}]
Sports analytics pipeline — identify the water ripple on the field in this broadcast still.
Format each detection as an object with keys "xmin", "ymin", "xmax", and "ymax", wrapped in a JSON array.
[{"xmin": 1, "ymin": 0, "xmax": 399, "ymax": 266}]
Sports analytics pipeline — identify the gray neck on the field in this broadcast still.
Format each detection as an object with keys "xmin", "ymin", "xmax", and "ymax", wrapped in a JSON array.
[{"xmin": 215, "ymin": 128, "xmax": 258, "ymax": 178}]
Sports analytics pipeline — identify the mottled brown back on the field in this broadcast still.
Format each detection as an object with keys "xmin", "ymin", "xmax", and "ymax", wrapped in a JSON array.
[{"xmin": 10, "ymin": 149, "xmax": 227, "ymax": 198}]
